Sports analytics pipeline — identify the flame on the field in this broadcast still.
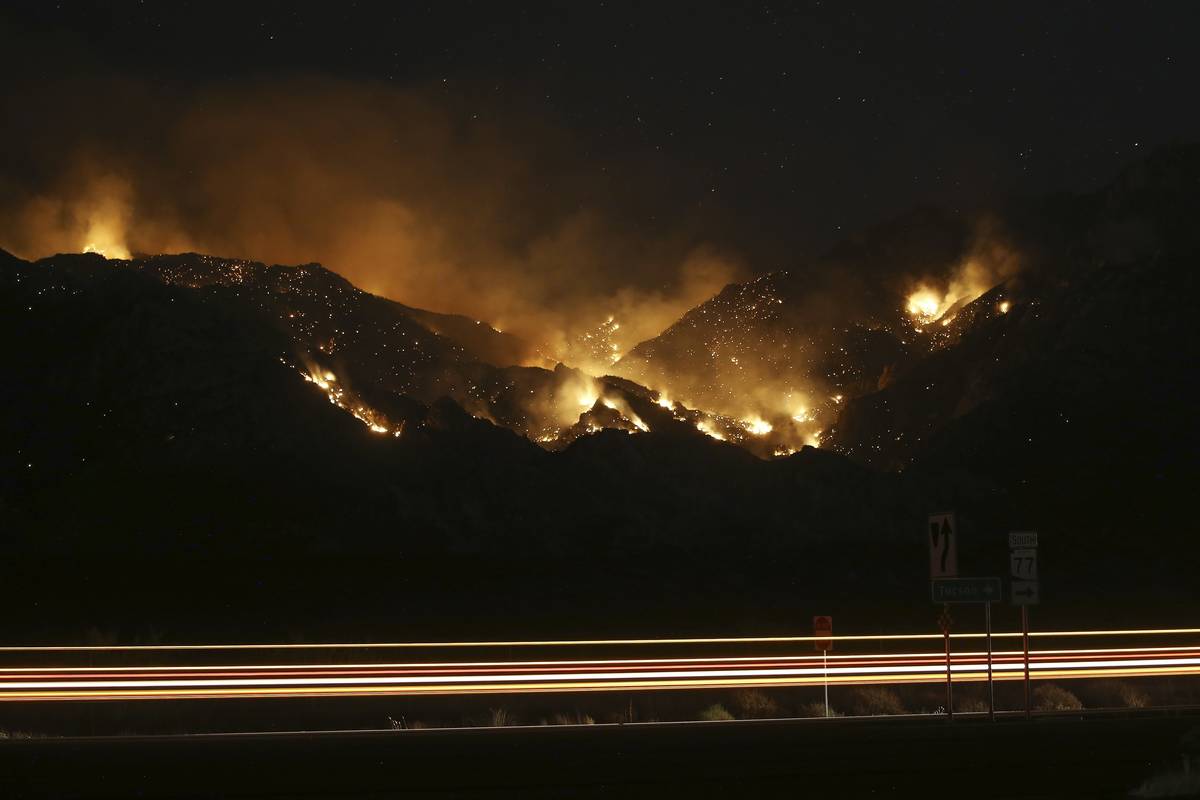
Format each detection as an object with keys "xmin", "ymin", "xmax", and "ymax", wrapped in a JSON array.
[
  {"xmin": 76, "ymin": 177, "xmax": 133, "ymax": 259},
  {"xmin": 81, "ymin": 235, "xmax": 130, "ymax": 260},
  {"xmin": 577, "ymin": 387, "xmax": 600, "ymax": 408},
  {"xmin": 656, "ymin": 395, "xmax": 674, "ymax": 410},
  {"xmin": 696, "ymin": 420, "xmax": 726, "ymax": 441},
  {"xmin": 905, "ymin": 257, "xmax": 1010, "ymax": 328},
  {"xmin": 998, "ymin": 300, "xmax": 1011, "ymax": 314},
  {"xmin": 791, "ymin": 407, "xmax": 811, "ymax": 423},
  {"xmin": 300, "ymin": 365, "xmax": 402, "ymax": 437},
  {"xmin": 906, "ymin": 290, "xmax": 942, "ymax": 322},
  {"xmin": 742, "ymin": 416, "xmax": 773, "ymax": 436}
]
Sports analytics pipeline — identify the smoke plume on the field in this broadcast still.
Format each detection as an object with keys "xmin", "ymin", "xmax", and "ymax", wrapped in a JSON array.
[{"xmin": 0, "ymin": 74, "xmax": 742, "ymax": 367}]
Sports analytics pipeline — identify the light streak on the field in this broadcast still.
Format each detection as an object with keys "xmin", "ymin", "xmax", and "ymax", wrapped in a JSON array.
[
  {"xmin": 0, "ymin": 632, "xmax": 1197, "ymax": 703},
  {"xmin": 2, "ymin": 627, "xmax": 1198, "ymax": 651}
]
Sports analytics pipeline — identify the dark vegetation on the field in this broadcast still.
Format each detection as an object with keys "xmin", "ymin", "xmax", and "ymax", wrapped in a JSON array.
[
  {"xmin": 1, "ymin": 677, "xmax": 1195, "ymax": 739},
  {"xmin": 1, "ymin": 146, "xmax": 1198, "ymax": 642}
]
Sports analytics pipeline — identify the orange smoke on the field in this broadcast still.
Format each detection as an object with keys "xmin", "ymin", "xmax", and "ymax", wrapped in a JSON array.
[{"xmin": 0, "ymin": 78, "xmax": 742, "ymax": 368}]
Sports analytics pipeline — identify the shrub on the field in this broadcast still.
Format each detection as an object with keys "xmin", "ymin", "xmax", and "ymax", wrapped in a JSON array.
[
  {"xmin": 846, "ymin": 687, "xmax": 906, "ymax": 716},
  {"xmin": 732, "ymin": 688, "xmax": 778, "ymax": 719},
  {"xmin": 698, "ymin": 703, "xmax": 735, "ymax": 721},
  {"xmin": 1086, "ymin": 680, "xmax": 1149, "ymax": 709},
  {"xmin": 956, "ymin": 697, "xmax": 991, "ymax": 713},
  {"xmin": 1033, "ymin": 684, "xmax": 1083, "ymax": 711},
  {"xmin": 550, "ymin": 711, "xmax": 595, "ymax": 725},
  {"xmin": 798, "ymin": 700, "xmax": 840, "ymax": 718},
  {"xmin": 488, "ymin": 707, "xmax": 516, "ymax": 727}
]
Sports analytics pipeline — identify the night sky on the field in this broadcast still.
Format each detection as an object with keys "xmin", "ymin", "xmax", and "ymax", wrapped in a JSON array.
[{"xmin": 1, "ymin": 2, "xmax": 1197, "ymax": 340}]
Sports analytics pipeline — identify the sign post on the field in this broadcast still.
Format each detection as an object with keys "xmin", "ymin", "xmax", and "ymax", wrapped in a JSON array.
[
  {"xmin": 985, "ymin": 599, "xmax": 994, "ymax": 722},
  {"xmin": 929, "ymin": 512, "xmax": 958, "ymax": 721},
  {"xmin": 938, "ymin": 604, "xmax": 953, "ymax": 720},
  {"xmin": 813, "ymin": 616, "xmax": 833, "ymax": 718},
  {"xmin": 1009, "ymin": 532, "xmax": 1039, "ymax": 720}
]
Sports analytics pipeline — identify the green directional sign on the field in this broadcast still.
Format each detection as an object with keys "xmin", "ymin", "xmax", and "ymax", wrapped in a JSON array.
[{"xmin": 931, "ymin": 577, "xmax": 1002, "ymax": 604}]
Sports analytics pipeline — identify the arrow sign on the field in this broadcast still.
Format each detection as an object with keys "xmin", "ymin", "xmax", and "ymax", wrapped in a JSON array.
[
  {"xmin": 928, "ymin": 512, "xmax": 958, "ymax": 579},
  {"xmin": 1012, "ymin": 580, "xmax": 1040, "ymax": 606},
  {"xmin": 932, "ymin": 577, "xmax": 1002, "ymax": 604}
]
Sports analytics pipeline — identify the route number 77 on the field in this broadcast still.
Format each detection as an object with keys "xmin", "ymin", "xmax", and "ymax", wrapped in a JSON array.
[{"xmin": 1010, "ymin": 549, "xmax": 1038, "ymax": 580}]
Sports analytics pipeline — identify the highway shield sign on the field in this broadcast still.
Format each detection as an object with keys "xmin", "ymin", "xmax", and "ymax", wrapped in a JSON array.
[{"xmin": 1010, "ymin": 548, "xmax": 1038, "ymax": 581}]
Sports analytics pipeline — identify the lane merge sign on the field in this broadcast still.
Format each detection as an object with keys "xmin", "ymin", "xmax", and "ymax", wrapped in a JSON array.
[
  {"xmin": 928, "ymin": 512, "xmax": 958, "ymax": 579},
  {"xmin": 931, "ymin": 577, "xmax": 1002, "ymax": 604},
  {"xmin": 813, "ymin": 616, "xmax": 833, "ymax": 652}
]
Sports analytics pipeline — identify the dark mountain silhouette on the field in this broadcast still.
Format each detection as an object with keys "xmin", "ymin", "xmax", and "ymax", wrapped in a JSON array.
[{"xmin": 2, "ymin": 145, "xmax": 1197, "ymax": 641}]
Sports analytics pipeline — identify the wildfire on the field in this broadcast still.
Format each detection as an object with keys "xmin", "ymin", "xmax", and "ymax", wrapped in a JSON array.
[
  {"xmin": 696, "ymin": 420, "xmax": 726, "ymax": 441},
  {"xmin": 742, "ymin": 416, "xmax": 773, "ymax": 436},
  {"xmin": 906, "ymin": 290, "xmax": 942, "ymax": 322},
  {"xmin": 82, "ymin": 237, "xmax": 130, "ymax": 260},
  {"xmin": 299, "ymin": 365, "xmax": 402, "ymax": 437},
  {"xmin": 656, "ymin": 394, "xmax": 674, "ymax": 410},
  {"xmin": 577, "ymin": 387, "xmax": 600, "ymax": 408},
  {"xmin": 601, "ymin": 396, "xmax": 649, "ymax": 432},
  {"xmin": 999, "ymin": 300, "xmax": 1011, "ymax": 314},
  {"xmin": 791, "ymin": 407, "xmax": 811, "ymax": 423}
]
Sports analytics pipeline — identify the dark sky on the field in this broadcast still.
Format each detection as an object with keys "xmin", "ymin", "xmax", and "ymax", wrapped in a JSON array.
[{"xmin": 1, "ymin": 2, "xmax": 1197, "ymax": 344}]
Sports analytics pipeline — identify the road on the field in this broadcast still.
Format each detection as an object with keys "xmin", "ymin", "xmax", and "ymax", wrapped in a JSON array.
[{"xmin": 1, "ymin": 627, "xmax": 1198, "ymax": 701}]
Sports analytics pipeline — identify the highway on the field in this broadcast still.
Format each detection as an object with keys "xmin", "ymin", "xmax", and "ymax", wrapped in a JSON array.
[{"xmin": 2, "ymin": 627, "xmax": 1197, "ymax": 702}]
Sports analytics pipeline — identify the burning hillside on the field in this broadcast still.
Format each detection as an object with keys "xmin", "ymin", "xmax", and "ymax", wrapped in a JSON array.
[{"xmin": 612, "ymin": 212, "xmax": 1024, "ymax": 455}]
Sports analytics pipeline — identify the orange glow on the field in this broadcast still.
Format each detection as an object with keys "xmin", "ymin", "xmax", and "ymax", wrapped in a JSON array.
[{"xmin": 1, "ymin": 642, "xmax": 1197, "ymax": 701}]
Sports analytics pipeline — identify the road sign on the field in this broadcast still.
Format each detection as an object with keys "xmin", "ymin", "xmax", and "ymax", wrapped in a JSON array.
[
  {"xmin": 1008, "ymin": 531, "xmax": 1039, "ymax": 607},
  {"xmin": 931, "ymin": 577, "xmax": 1002, "ymax": 604},
  {"xmin": 928, "ymin": 512, "xmax": 958, "ymax": 579},
  {"xmin": 1010, "ymin": 548, "xmax": 1038, "ymax": 581},
  {"xmin": 813, "ymin": 616, "xmax": 833, "ymax": 651},
  {"xmin": 1009, "ymin": 531, "xmax": 1038, "ymax": 549},
  {"xmin": 1012, "ymin": 580, "xmax": 1040, "ymax": 605}
]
